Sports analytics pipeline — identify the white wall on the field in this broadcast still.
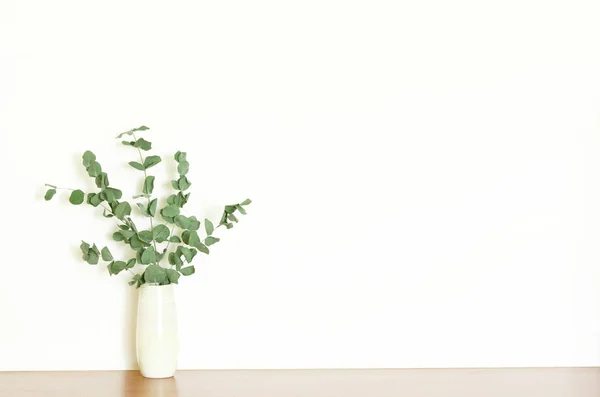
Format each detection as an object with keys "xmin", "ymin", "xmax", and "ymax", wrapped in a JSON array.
[{"xmin": 1, "ymin": 0, "xmax": 600, "ymax": 371}]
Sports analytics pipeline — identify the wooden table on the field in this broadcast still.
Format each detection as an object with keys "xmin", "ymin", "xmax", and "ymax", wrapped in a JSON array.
[{"xmin": 0, "ymin": 368, "xmax": 598, "ymax": 396}]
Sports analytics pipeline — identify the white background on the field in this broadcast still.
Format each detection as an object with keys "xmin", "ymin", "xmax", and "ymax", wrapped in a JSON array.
[{"xmin": 1, "ymin": 0, "xmax": 600, "ymax": 371}]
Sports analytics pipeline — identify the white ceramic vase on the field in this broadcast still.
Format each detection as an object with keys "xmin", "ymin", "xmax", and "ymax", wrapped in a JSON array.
[{"xmin": 136, "ymin": 284, "xmax": 178, "ymax": 378}]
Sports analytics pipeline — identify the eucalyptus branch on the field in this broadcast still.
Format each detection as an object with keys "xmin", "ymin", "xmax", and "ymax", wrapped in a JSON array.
[{"xmin": 43, "ymin": 125, "xmax": 251, "ymax": 287}]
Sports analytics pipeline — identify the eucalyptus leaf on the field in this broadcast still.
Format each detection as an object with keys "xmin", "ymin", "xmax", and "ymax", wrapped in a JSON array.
[
  {"xmin": 171, "ymin": 180, "xmax": 180, "ymax": 190},
  {"xmin": 82, "ymin": 151, "xmax": 96, "ymax": 167},
  {"xmin": 80, "ymin": 241, "xmax": 90, "ymax": 255},
  {"xmin": 129, "ymin": 161, "xmax": 145, "ymax": 171},
  {"xmin": 140, "ymin": 247, "xmax": 156, "ymax": 264},
  {"xmin": 166, "ymin": 269, "xmax": 180, "ymax": 284},
  {"xmin": 95, "ymin": 173, "xmax": 109, "ymax": 189},
  {"xmin": 148, "ymin": 199, "xmax": 158, "ymax": 217},
  {"xmin": 87, "ymin": 161, "xmax": 102, "ymax": 177},
  {"xmin": 143, "ymin": 155, "xmax": 161, "ymax": 169},
  {"xmin": 179, "ymin": 247, "xmax": 194, "ymax": 262},
  {"xmin": 205, "ymin": 219, "xmax": 214, "ymax": 235},
  {"xmin": 144, "ymin": 264, "xmax": 166, "ymax": 283},
  {"xmin": 152, "ymin": 224, "xmax": 170, "ymax": 243},
  {"xmin": 88, "ymin": 193, "xmax": 102, "ymax": 207},
  {"xmin": 241, "ymin": 199, "xmax": 252, "ymax": 206},
  {"xmin": 137, "ymin": 203, "xmax": 149, "ymax": 217},
  {"xmin": 129, "ymin": 235, "xmax": 146, "ymax": 251},
  {"xmin": 128, "ymin": 274, "xmax": 142, "ymax": 286},
  {"xmin": 44, "ymin": 189, "xmax": 56, "ymax": 201},
  {"xmin": 177, "ymin": 176, "xmax": 191, "ymax": 191},
  {"xmin": 205, "ymin": 236, "xmax": 220, "ymax": 246},
  {"xmin": 161, "ymin": 204, "xmax": 180, "ymax": 217},
  {"xmin": 195, "ymin": 242, "xmax": 209, "ymax": 254},
  {"xmin": 236, "ymin": 204, "xmax": 247, "ymax": 215},
  {"xmin": 188, "ymin": 216, "xmax": 200, "ymax": 231},
  {"xmin": 174, "ymin": 215, "xmax": 190, "ymax": 230},
  {"xmin": 115, "ymin": 202, "xmax": 132, "ymax": 220},
  {"xmin": 180, "ymin": 266, "xmax": 195, "ymax": 276},
  {"xmin": 138, "ymin": 230, "xmax": 153, "ymax": 243},
  {"xmin": 111, "ymin": 261, "xmax": 126, "ymax": 275},
  {"xmin": 126, "ymin": 258, "xmax": 136, "ymax": 269},
  {"xmin": 45, "ymin": 183, "xmax": 57, "ymax": 189},
  {"xmin": 69, "ymin": 190, "xmax": 85, "ymax": 205},
  {"xmin": 169, "ymin": 236, "xmax": 181, "ymax": 243},
  {"xmin": 133, "ymin": 138, "xmax": 152, "ymax": 151},
  {"xmin": 112, "ymin": 232, "xmax": 125, "ymax": 241},
  {"xmin": 224, "ymin": 205, "xmax": 236, "ymax": 214},
  {"xmin": 116, "ymin": 125, "xmax": 149, "ymax": 138},
  {"xmin": 228, "ymin": 213, "xmax": 239, "ymax": 223},
  {"xmin": 142, "ymin": 176, "xmax": 155, "ymax": 195},
  {"xmin": 177, "ymin": 161, "xmax": 189, "ymax": 176}
]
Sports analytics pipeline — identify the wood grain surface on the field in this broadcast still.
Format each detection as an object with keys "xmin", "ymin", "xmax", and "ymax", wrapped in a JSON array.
[{"xmin": 0, "ymin": 368, "xmax": 598, "ymax": 397}]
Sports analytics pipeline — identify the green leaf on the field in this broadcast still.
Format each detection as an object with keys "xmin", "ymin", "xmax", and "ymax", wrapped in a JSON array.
[
  {"xmin": 224, "ymin": 205, "xmax": 236, "ymax": 214},
  {"xmin": 240, "ymin": 199, "xmax": 252, "ymax": 206},
  {"xmin": 205, "ymin": 236, "xmax": 220, "ymax": 246},
  {"xmin": 168, "ymin": 252, "xmax": 183, "ymax": 268},
  {"xmin": 95, "ymin": 172, "xmax": 109, "ymax": 189},
  {"xmin": 169, "ymin": 236, "xmax": 181, "ymax": 243},
  {"xmin": 113, "ymin": 232, "xmax": 125, "ymax": 242},
  {"xmin": 133, "ymin": 138, "xmax": 152, "ymax": 151},
  {"xmin": 179, "ymin": 246, "xmax": 194, "ymax": 262},
  {"xmin": 144, "ymin": 264, "xmax": 166, "ymax": 284},
  {"xmin": 80, "ymin": 241, "xmax": 90, "ymax": 255},
  {"xmin": 180, "ymin": 266, "xmax": 195, "ymax": 276},
  {"xmin": 119, "ymin": 224, "xmax": 130, "ymax": 231},
  {"xmin": 101, "ymin": 247, "xmax": 113, "ymax": 261},
  {"xmin": 116, "ymin": 125, "xmax": 150, "ymax": 139},
  {"xmin": 195, "ymin": 242, "xmax": 209, "ymax": 254},
  {"xmin": 188, "ymin": 216, "xmax": 200, "ymax": 231},
  {"xmin": 129, "ymin": 235, "xmax": 147, "ymax": 251},
  {"xmin": 162, "ymin": 215, "xmax": 175, "ymax": 224},
  {"xmin": 153, "ymin": 224, "xmax": 170, "ymax": 243},
  {"xmin": 86, "ymin": 193, "xmax": 102, "ymax": 207},
  {"xmin": 219, "ymin": 212, "xmax": 228, "ymax": 226},
  {"xmin": 87, "ymin": 161, "xmax": 102, "ymax": 177},
  {"xmin": 177, "ymin": 176, "xmax": 191, "ymax": 191},
  {"xmin": 102, "ymin": 209, "xmax": 113, "ymax": 218},
  {"xmin": 177, "ymin": 161, "xmax": 189, "ymax": 176},
  {"xmin": 143, "ymin": 155, "xmax": 162, "ymax": 169},
  {"xmin": 174, "ymin": 151, "xmax": 187, "ymax": 162},
  {"xmin": 115, "ymin": 202, "xmax": 132, "ymax": 220},
  {"xmin": 148, "ymin": 199, "xmax": 158, "ymax": 217},
  {"xmin": 161, "ymin": 204, "xmax": 180, "ymax": 217},
  {"xmin": 120, "ymin": 230, "xmax": 136, "ymax": 239},
  {"xmin": 69, "ymin": 190, "xmax": 85, "ymax": 205},
  {"xmin": 122, "ymin": 140, "xmax": 134, "ymax": 146},
  {"xmin": 126, "ymin": 258, "xmax": 136, "ymax": 269},
  {"xmin": 224, "ymin": 223, "xmax": 234, "ymax": 229},
  {"xmin": 82, "ymin": 151, "xmax": 96, "ymax": 167},
  {"xmin": 85, "ymin": 244, "xmax": 100, "ymax": 265},
  {"xmin": 45, "ymin": 183, "xmax": 57, "ymax": 189},
  {"xmin": 138, "ymin": 230, "xmax": 153, "ymax": 243},
  {"xmin": 129, "ymin": 161, "xmax": 145, "ymax": 171},
  {"xmin": 128, "ymin": 274, "xmax": 142, "ymax": 286},
  {"xmin": 140, "ymin": 247, "xmax": 156, "ymax": 264},
  {"xmin": 136, "ymin": 203, "xmax": 149, "ymax": 217},
  {"xmin": 236, "ymin": 204, "xmax": 247, "ymax": 215},
  {"xmin": 182, "ymin": 230, "xmax": 201, "ymax": 246},
  {"xmin": 174, "ymin": 215, "xmax": 190, "ymax": 230},
  {"xmin": 171, "ymin": 180, "xmax": 180, "ymax": 190},
  {"xmin": 142, "ymin": 176, "xmax": 155, "ymax": 195},
  {"xmin": 228, "ymin": 213, "xmax": 239, "ymax": 223},
  {"xmin": 44, "ymin": 189, "xmax": 56, "ymax": 201},
  {"xmin": 165, "ymin": 269, "xmax": 180, "ymax": 284},
  {"xmin": 111, "ymin": 261, "xmax": 127, "ymax": 275},
  {"xmin": 205, "ymin": 219, "xmax": 214, "ymax": 235},
  {"xmin": 103, "ymin": 187, "xmax": 122, "ymax": 202}
]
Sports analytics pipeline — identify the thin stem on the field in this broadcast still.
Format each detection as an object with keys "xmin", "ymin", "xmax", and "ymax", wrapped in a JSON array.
[{"xmin": 133, "ymin": 133, "xmax": 159, "ymax": 265}]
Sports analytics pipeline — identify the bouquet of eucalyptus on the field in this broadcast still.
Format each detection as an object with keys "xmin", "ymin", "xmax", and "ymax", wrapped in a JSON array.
[{"xmin": 44, "ymin": 126, "xmax": 251, "ymax": 287}]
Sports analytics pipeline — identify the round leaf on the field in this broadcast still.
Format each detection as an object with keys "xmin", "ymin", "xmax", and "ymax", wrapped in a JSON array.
[
  {"xmin": 44, "ymin": 189, "xmax": 56, "ymax": 201},
  {"xmin": 69, "ymin": 190, "xmax": 85, "ymax": 205},
  {"xmin": 152, "ymin": 224, "xmax": 170, "ymax": 243},
  {"xmin": 180, "ymin": 266, "xmax": 195, "ymax": 276},
  {"xmin": 161, "ymin": 204, "xmax": 180, "ymax": 217},
  {"xmin": 144, "ymin": 264, "xmax": 166, "ymax": 283}
]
